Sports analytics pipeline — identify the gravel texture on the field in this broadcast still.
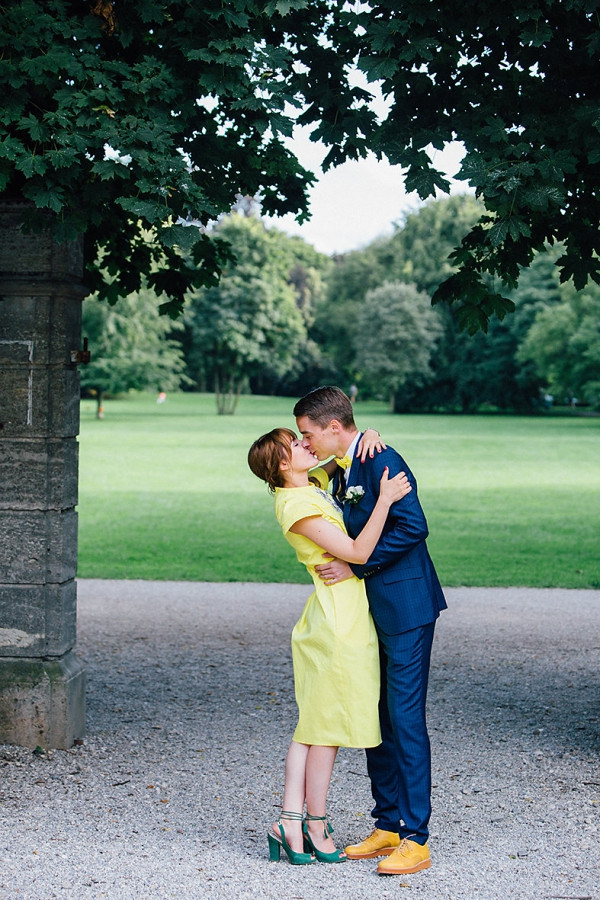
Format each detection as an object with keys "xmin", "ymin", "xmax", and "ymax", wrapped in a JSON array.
[{"xmin": 1, "ymin": 581, "xmax": 599, "ymax": 900}]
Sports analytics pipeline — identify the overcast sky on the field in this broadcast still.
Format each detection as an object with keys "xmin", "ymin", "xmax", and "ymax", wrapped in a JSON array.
[{"xmin": 263, "ymin": 134, "xmax": 470, "ymax": 257}]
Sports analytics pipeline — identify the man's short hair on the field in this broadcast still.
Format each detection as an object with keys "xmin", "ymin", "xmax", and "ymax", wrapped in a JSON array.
[{"xmin": 293, "ymin": 386, "xmax": 356, "ymax": 429}]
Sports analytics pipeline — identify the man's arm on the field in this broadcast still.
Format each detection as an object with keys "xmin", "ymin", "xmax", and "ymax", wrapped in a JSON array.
[
  {"xmin": 348, "ymin": 450, "xmax": 428, "ymax": 579},
  {"xmin": 314, "ymin": 555, "xmax": 355, "ymax": 584}
]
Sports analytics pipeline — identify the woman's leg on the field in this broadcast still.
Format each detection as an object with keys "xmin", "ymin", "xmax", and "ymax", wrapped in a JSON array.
[
  {"xmin": 305, "ymin": 745, "xmax": 342, "ymax": 853},
  {"xmin": 271, "ymin": 740, "xmax": 309, "ymax": 852}
]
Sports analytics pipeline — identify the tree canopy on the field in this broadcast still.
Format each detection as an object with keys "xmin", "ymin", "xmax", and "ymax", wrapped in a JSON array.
[
  {"xmin": 518, "ymin": 281, "xmax": 600, "ymax": 406},
  {"xmin": 81, "ymin": 284, "xmax": 187, "ymax": 413},
  {"xmin": 0, "ymin": 1, "xmax": 324, "ymax": 313},
  {"xmin": 308, "ymin": 194, "xmax": 600, "ymax": 412},
  {"xmin": 184, "ymin": 214, "xmax": 306, "ymax": 413},
  {"xmin": 330, "ymin": 0, "xmax": 600, "ymax": 331},
  {"xmin": 314, "ymin": 195, "xmax": 482, "ymax": 379},
  {"xmin": 354, "ymin": 281, "xmax": 443, "ymax": 411},
  {"xmin": 1, "ymin": 1, "xmax": 598, "ymax": 328}
]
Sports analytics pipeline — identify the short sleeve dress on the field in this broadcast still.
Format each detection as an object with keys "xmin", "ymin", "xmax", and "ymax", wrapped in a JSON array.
[{"xmin": 274, "ymin": 471, "xmax": 381, "ymax": 748}]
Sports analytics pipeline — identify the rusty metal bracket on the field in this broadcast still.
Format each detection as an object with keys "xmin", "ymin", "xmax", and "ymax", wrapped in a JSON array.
[{"xmin": 70, "ymin": 336, "xmax": 91, "ymax": 365}]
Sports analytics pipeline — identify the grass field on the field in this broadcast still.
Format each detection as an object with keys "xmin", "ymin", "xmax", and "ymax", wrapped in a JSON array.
[{"xmin": 77, "ymin": 392, "xmax": 600, "ymax": 588}]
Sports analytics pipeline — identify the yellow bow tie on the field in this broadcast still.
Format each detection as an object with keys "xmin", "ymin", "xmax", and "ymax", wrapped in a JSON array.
[{"xmin": 336, "ymin": 455, "xmax": 353, "ymax": 470}]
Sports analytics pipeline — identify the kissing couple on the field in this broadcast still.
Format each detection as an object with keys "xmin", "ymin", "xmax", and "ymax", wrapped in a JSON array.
[{"xmin": 248, "ymin": 386, "xmax": 446, "ymax": 875}]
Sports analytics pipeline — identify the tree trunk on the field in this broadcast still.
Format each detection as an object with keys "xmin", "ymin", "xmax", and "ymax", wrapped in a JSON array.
[{"xmin": 215, "ymin": 370, "xmax": 243, "ymax": 415}]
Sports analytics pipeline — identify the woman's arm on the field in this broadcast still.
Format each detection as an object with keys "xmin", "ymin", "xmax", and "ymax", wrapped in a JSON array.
[{"xmin": 289, "ymin": 469, "xmax": 411, "ymax": 564}]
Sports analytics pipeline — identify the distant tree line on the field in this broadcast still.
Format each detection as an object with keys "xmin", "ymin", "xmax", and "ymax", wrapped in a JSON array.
[
  {"xmin": 82, "ymin": 194, "xmax": 600, "ymax": 415},
  {"xmin": 308, "ymin": 195, "xmax": 600, "ymax": 413}
]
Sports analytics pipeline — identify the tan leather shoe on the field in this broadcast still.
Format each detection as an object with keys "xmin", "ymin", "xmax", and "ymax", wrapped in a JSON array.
[
  {"xmin": 345, "ymin": 827, "xmax": 400, "ymax": 859},
  {"xmin": 377, "ymin": 838, "xmax": 431, "ymax": 874}
]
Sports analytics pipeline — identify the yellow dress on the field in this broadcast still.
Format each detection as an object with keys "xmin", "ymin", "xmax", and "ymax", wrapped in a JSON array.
[{"xmin": 274, "ymin": 471, "xmax": 381, "ymax": 748}]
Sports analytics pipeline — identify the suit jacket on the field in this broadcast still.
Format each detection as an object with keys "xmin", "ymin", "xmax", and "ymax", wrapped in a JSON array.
[{"xmin": 336, "ymin": 439, "xmax": 447, "ymax": 636}]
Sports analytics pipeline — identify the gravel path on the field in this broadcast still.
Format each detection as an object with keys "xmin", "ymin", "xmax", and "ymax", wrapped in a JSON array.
[{"xmin": 1, "ymin": 581, "xmax": 599, "ymax": 900}]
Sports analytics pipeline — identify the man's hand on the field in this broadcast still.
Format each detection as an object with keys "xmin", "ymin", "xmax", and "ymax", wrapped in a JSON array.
[{"xmin": 314, "ymin": 555, "xmax": 354, "ymax": 585}]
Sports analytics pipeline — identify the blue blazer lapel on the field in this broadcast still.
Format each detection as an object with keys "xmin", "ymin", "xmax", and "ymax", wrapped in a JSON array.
[
  {"xmin": 333, "ymin": 467, "xmax": 345, "ymax": 503},
  {"xmin": 341, "ymin": 457, "xmax": 358, "ymax": 528},
  {"xmin": 343, "ymin": 494, "xmax": 351, "ymax": 529},
  {"xmin": 347, "ymin": 454, "xmax": 360, "ymax": 486}
]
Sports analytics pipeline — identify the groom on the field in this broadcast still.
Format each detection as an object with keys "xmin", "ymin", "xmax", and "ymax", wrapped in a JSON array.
[{"xmin": 294, "ymin": 386, "xmax": 447, "ymax": 875}]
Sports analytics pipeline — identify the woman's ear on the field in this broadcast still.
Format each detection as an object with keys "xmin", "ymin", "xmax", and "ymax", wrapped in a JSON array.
[{"xmin": 279, "ymin": 458, "xmax": 290, "ymax": 472}]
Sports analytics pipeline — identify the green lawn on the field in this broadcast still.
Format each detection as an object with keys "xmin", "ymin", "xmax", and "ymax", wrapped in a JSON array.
[{"xmin": 77, "ymin": 392, "xmax": 600, "ymax": 588}]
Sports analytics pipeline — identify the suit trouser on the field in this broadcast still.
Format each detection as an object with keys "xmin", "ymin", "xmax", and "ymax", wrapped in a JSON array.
[{"xmin": 365, "ymin": 621, "xmax": 436, "ymax": 845}]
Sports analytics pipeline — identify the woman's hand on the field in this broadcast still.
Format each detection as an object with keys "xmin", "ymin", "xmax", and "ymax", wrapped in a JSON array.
[
  {"xmin": 356, "ymin": 428, "xmax": 387, "ymax": 462},
  {"xmin": 379, "ymin": 467, "xmax": 411, "ymax": 506}
]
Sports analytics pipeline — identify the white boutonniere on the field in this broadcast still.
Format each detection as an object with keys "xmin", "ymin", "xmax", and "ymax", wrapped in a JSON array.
[{"xmin": 343, "ymin": 485, "xmax": 365, "ymax": 504}]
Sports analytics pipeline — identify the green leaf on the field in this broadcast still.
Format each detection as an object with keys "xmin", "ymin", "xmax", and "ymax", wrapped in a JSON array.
[
  {"xmin": 458, "ymin": 154, "xmax": 491, "ymax": 186},
  {"xmin": 17, "ymin": 114, "xmax": 49, "ymax": 142},
  {"xmin": 519, "ymin": 21, "xmax": 553, "ymax": 47},
  {"xmin": 480, "ymin": 117, "xmax": 509, "ymax": 144},
  {"xmin": 488, "ymin": 219, "xmax": 509, "ymax": 248},
  {"xmin": 267, "ymin": 0, "xmax": 310, "ymax": 15},
  {"xmin": 557, "ymin": 253, "xmax": 600, "ymax": 291},
  {"xmin": 521, "ymin": 186, "xmax": 565, "ymax": 210},
  {"xmin": 356, "ymin": 55, "xmax": 400, "ymax": 81},
  {"xmin": 0, "ymin": 135, "xmax": 20, "ymax": 161},
  {"xmin": 16, "ymin": 153, "xmax": 48, "ymax": 178},
  {"xmin": 160, "ymin": 223, "xmax": 204, "ymax": 253},
  {"xmin": 405, "ymin": 164, "xmax": 450, "ymax": 200},
  {"xmin": 507, "ymin": 217, "xmax": 531, "ymax": 241},
  {"xmin": 116, "ymin": 198, "xmax": 166, "ymax": 223},
  {"xmin": 90, "ymin": 160, "xmax": 120, "ymax": 181},
  {"xmin": 23, "ymin": 184, "xmax": 63, "ymax": 213}
]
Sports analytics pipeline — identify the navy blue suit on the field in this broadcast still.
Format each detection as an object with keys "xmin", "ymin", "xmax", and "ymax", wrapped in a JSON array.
[{"xmin": 335, "ymin": 439, "xmax": 446, "ymax": 844}]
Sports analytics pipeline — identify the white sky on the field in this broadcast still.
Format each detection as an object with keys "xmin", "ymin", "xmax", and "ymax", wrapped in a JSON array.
[{"xmin": 264, "ymin": 132, "xmax": 470, "ymax": 256}]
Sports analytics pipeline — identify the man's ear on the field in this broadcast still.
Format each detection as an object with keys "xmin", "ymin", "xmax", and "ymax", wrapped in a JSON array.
[{"xmin": 329, "ymin": 419, "xmax": 341, "ymax": 433}]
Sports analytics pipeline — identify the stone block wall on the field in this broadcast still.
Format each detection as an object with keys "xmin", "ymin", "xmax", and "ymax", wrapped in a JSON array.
[{"xmin": 0, "ymin": 201, "xmax": 87, "ymax": 748}]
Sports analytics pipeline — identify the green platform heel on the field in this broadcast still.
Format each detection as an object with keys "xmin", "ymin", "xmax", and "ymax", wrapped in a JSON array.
[
  {"xmin": 268, "ymin": 810, "xmax": 315, "ymax": 865},
  {"xmin": 302, "ymin": 814, "xmax": 347, "ymax": 863}
]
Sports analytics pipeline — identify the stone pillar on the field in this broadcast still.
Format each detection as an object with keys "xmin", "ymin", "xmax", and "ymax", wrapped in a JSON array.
[{"xmin": 0, "ymin": 202, "xmax": 86, "ymax": 748}]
